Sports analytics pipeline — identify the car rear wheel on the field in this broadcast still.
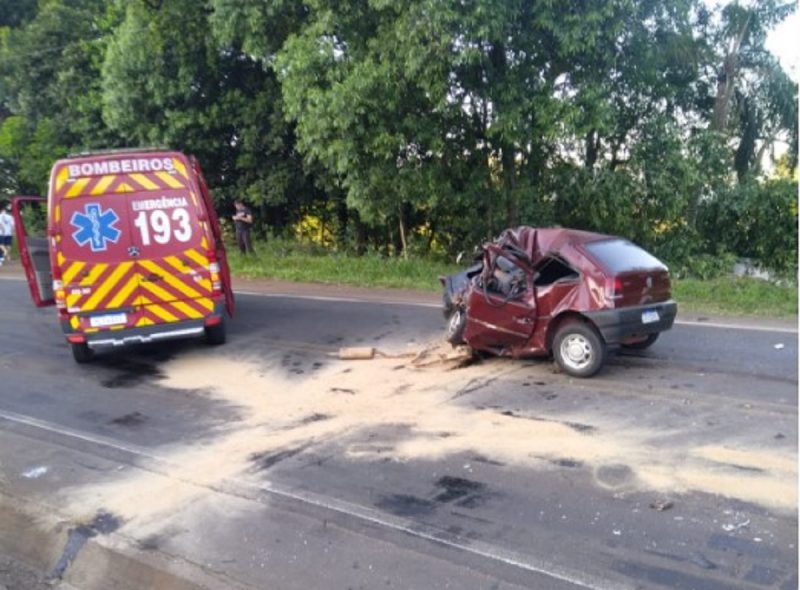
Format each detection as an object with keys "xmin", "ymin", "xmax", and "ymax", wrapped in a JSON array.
[
  {"xmin": 621, "ymin": 333, "xmax": 659, "ymax": 350},
  {"xmin": 553, "ymin": 321, "xmax": 606, "ymax": 378},
  {"xmin": 205, "ymin": 316, "xmax": 227, "ymax": 345},
  {"xmin": 445, "ymin": 308, "xmax": 466, "ymax": 345},
  {"xmin": 71, "ymin": 342, "xmax": 93, "ymax": 364}
]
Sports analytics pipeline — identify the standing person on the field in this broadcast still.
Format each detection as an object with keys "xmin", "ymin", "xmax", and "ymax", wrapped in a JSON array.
[
  {"xmin": 0, "ymin": 204, "xmax": 14, "ymax": 266},
  {"xmin": 232, "ymin": 199, "xmax": 254, "ymax": 254}
]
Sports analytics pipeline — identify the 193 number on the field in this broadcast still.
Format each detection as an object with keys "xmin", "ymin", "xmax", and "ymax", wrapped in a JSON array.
[{"xmin": 133, "ymin": 208, "xmax": 192, "ymax": 245}]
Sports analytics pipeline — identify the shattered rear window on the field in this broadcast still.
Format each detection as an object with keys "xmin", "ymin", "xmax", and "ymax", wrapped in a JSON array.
[{"xmin": 583, "ymin": 239, "xmax": 667, "ymax": 273}]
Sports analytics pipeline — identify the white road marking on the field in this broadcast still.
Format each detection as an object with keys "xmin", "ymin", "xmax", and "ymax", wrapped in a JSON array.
[
  {"xmin": 0, "ymin": 407, "xmax": 627, "ymax": 590},
  {"xmin": 237, "ymin": 291, "xmax": 797, "ymax": 334}
]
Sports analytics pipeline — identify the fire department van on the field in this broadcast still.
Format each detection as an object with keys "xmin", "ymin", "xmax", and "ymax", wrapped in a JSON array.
[{"xmin": 13, "ymin": 149, "xmax": 234, "ymax": 363}]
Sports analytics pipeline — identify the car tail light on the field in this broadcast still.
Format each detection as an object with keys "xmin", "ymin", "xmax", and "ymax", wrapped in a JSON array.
[{"xmin": 605, "ymin": 277, "xmax": 623, "ymax": 303}]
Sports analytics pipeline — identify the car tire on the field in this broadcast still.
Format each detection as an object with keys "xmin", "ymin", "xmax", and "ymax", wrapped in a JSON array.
[
  {"xmin": 445, "ymin": 308, "xmax": 466, "ymax": 345},
  {"xmin": 205, "ymin": 316, "xmax": 227, "ymax": 345},
  {"xmin": 621, "ymin": 333, "xmax": 659, "ymax": 350},
  {"xmin": 553, "ymin": 321, "xmax": 606, "ymax": 378},
  {"xmin": 71, "ymin": 342, "xmax": 93, "ymax": 364}
]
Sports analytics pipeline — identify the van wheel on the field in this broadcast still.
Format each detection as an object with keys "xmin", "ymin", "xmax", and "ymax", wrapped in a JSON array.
[
  {"xmin": 621, "ymin": 333, "xmax": 659, "ymax": 350},
  {"xmin": 71, "ymin": 342, "xmax": 93, "ymax": 364},
  {"xmin": 205, "ymin": 316, "xmax": 227, "ymax": 345},
  {"xmin": 445, "ymin": 308, "xmax": 466, "ymax": 345},
  {"xmin": 553, "ymin": 321, "xmax": 606, "ymax": 378}
]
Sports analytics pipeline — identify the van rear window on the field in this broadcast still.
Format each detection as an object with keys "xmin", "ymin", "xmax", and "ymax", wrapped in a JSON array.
[{"xmin": 583, "ymin": 239, "xmax": 667, "ymax": 273}]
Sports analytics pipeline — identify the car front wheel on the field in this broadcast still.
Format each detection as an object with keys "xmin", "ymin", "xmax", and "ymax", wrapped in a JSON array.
[
  {"xmin": 445, "ymin": 308, "xmax": 466, "ymax": 345},
  {"xmin": 553, "ymin": 321, "xmax": 606, "ymax": 378}
]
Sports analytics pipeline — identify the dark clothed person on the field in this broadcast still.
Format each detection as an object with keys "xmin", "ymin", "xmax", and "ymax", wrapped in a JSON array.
[{"xmin": 232, "ymin": 201, "xmax": 254, "ymax": 254}]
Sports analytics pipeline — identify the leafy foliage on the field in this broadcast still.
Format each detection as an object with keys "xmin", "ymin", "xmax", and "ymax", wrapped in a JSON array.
[{"xmin": 0, "ymin": 0, "xmax": 796, "ymax": 276}]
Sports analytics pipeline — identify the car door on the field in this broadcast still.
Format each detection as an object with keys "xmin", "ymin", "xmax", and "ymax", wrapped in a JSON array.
[
  {"xmin": 463, "ymin": 251, "xmax": 537, "ymax": 352},
  {"xmin": 12, "ymin": 196, "xmax": 55, "ymax": 307}
]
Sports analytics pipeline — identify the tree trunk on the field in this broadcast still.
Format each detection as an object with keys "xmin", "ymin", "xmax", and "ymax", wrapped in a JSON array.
[
  {"xmin": 585, "ymin": 129, "xmax": 599, "ymax": 169},
  {"xmin": 712, "ymin": 13, "xmax": 751, "ymax": 132},
  {"xmin": 397, "ymin": 206, "xmax": 408, "ymax": 259}
]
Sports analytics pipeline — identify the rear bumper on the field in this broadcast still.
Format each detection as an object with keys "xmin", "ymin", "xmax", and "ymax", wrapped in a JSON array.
[
  {"xmin": 584, "ymin": 300, "xmax": 677, "ymax": 345},
  {"xmin": 62, "ymin": 302, "xmax": 225, "ymax": 349}
]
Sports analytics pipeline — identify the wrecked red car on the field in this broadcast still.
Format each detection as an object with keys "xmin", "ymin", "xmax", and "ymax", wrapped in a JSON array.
[{"xmin": 441, "ymin": 227, "xmax": 678, "ymax": 377}]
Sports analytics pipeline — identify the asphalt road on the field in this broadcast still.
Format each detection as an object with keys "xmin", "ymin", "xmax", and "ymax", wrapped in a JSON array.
[{"xmin": 0, "ymin": 276, "xmax": 796, "ymax": 590}]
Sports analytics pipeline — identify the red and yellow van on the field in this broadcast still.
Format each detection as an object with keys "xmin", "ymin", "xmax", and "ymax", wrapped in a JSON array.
[{"xmin": 14, "ymin": 149, "xmax": 234, "ymax": 362}]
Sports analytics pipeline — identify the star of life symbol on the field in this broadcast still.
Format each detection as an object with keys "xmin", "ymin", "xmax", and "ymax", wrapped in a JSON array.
[{"xmin": 70, "ymin": 203, "xmax": 122, "ymax": 252}]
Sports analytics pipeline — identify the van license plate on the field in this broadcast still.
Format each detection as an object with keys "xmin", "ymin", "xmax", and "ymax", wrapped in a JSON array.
[
  {"xmin": 642, "ymin": 310, "xmax": 659, "ymax": 324},
  {"xmin": 89, "ymin": 313, "xmax": 127, "ymax": 328}
]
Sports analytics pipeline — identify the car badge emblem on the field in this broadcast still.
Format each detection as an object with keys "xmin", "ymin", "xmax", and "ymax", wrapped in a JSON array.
[{"xmin": 128, "ymin": 246, "xmax": 140, "ymax": 258}]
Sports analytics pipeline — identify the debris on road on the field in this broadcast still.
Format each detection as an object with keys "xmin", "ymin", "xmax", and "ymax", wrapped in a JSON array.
[
  {"xmin": 773, "ymin": 343, "xmax": 785, "ymax": 350},
  {"xmin": 336, "ymin": 342, "xmax": 474, "ymax": 370},
  {"xmin": 21, "ymin": 466, "xmax": 48, "ymax": 479},
  {"xmin": 649, "ymin": 499, "xmax": 674, "ymax": 512}
]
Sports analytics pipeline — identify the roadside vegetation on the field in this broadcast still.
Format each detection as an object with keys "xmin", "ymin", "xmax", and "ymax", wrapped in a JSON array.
[{"xmin": 0, "ymin": 1, "xmax": 797, "ymax": 304}]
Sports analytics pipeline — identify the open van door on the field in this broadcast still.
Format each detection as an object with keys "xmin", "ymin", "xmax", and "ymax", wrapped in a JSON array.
[
  {"xmin": 12, "ymin": 196, "xmax": 54, "ymax": 307},
  {"xmin": 190, "ymin": 157, "xmax": 235, "ymax": 317}
]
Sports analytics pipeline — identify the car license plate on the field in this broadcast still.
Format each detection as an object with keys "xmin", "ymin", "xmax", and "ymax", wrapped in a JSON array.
[
  {"xmin": 89, "ymin": 312, "xmax": 127, "ymax": 328},
  {"xmin": 642, "ymin": 309, "xmax": 660, "ymax": 324}
]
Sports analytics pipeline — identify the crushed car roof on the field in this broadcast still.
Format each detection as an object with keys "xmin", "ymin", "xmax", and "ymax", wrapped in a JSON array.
[{"xmin": 490, "ymin": 226, "xmax": 613, "ymax": 263}]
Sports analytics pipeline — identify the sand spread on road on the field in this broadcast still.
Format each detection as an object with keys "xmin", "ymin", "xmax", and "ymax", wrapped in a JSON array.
[{"xmin": 63, "ymin": 345, "xmax": 797, "ymax": 530}]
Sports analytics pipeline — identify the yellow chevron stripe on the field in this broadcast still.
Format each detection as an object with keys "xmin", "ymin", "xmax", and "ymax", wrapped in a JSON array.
[
  {"xmin": 200, "ymin": 236, "xmax": 209, "ymax": 250},
  {"xmin": 136, "ymin": 316, "xmax": 155, "ymax": 327},
  {"xmin": 115, "ymin": 182, "xmax": 135, "ymax": 193},
  {"xmin": 194, "ymin": 297, "xmax": 214, "ymax": 312},
  {"xmin": 54, "ymin": 204, "xmax": 61, "ymax": 225},
  {"xmin": 189, "ymin": 189, "xmax": 199, "ymax": 207},
  {"xmin": 184, "ymin": 249, "xmax": 209, "ymax": 267},
  {"xmin": 171, "ymin": 300, "xmax": 203, "ymax": 319},
  {"xmin": 82, "ymin": 262, "xmax": 133, "ymax": 311},
  {"xmin": 61, "ymin": 261, "xmax": 85, "ymax": 285},
  {"xmin": 80, "ymin": 263, "xmax": 108, "ymax": 286},
  {"xmin": 56, "ymin": 167, "xmax": 70, "ymax": 193},
  {"xmin": 156, "ymin": 171, "xmax": 184, "ymax": 189},
  {"xmin": 130, "ymin": 173, "xmax": 159, "ymax": 191},
  {"xmin": 140, "ymin": 260, "xmax": 202, "ymax": 300},
  {"xmin": 140, "ymin": 278, "xmax": 179, "ymax": 304},
  {"xmin": 195, "ymin": 278, "xmax": 212, "ymax": 293},
  {"xmin": 56, "ymin": 251, "xmax": 66, "ymax": 266},
  {"xmin": 91, "ymin": 175, "xmax": 116, "ymax": 195},
  {"xmin": 162, "ymin": 255, "xmax": 188, "ymax": 274},
  {"xmin": 70, "ymin": 316, "xmax": 80, "ymax": 330},
  {"xmin": 144, "ymin": 302, "xmax": 179, "ymax": 323},
  {"xmin": 66, "ymin": 178, "xmax": 91, "ymax": 198},
  {"xmin": 173, "ymin": 159, "xmax": 189, "ymax": 180},
  {"xmin": 107, "ymin": 273, "xmax": 140, "ymax": 309}
]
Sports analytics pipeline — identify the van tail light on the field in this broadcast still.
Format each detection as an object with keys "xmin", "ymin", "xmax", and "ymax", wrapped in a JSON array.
[
  {"xmin": 207, "ymin": 251, "xmax": 222, "ymax": 296},
  {"xmin": 66, "ymin": 334, "xmax": 86, "ymax": 344},
  {"xmin": 53, "ymin": 280, "xmax": 66, "ymax": 310},
  {"xmin": 605, "ymin": 277, "xmax": 623, "ymax": 304}
]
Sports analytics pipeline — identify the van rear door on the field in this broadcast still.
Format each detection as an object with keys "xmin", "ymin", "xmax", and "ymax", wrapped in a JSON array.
[
  {"xmin": 12, "ymin": 197, "xmax": 54, "ymax": 307},
  {"xmin": 127, "ymin": 186, "xmax": 216, "ymax": 325}
]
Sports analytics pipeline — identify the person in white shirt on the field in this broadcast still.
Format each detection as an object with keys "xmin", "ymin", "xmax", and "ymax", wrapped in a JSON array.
[{"xmin": 0, "ymin": 204, "xmax": 15, "ymax": 265}]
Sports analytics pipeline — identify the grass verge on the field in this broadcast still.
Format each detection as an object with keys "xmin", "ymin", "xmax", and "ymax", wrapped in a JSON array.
[
  {"xmin": 672, "ymin": 276, "xmax": 797, "ymax": 318},
  {"xmin": 228, "ymin": 240, "xmax": 797, "ymax": 318}
]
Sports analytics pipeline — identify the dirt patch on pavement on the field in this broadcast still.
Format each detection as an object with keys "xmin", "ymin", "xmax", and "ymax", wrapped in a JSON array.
[{"xmin": 62, "ymin": 345, "xmax": 797, "ymax": 531}]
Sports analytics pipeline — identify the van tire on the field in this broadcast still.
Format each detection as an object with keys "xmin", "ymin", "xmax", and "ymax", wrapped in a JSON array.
[
  {"xmin": 205, "ymin": 316, "xmax": 227, "ymax": 345},
  {"xmin": 71, "ymin": 342, "xmax": 93, "ymax": 364}
]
